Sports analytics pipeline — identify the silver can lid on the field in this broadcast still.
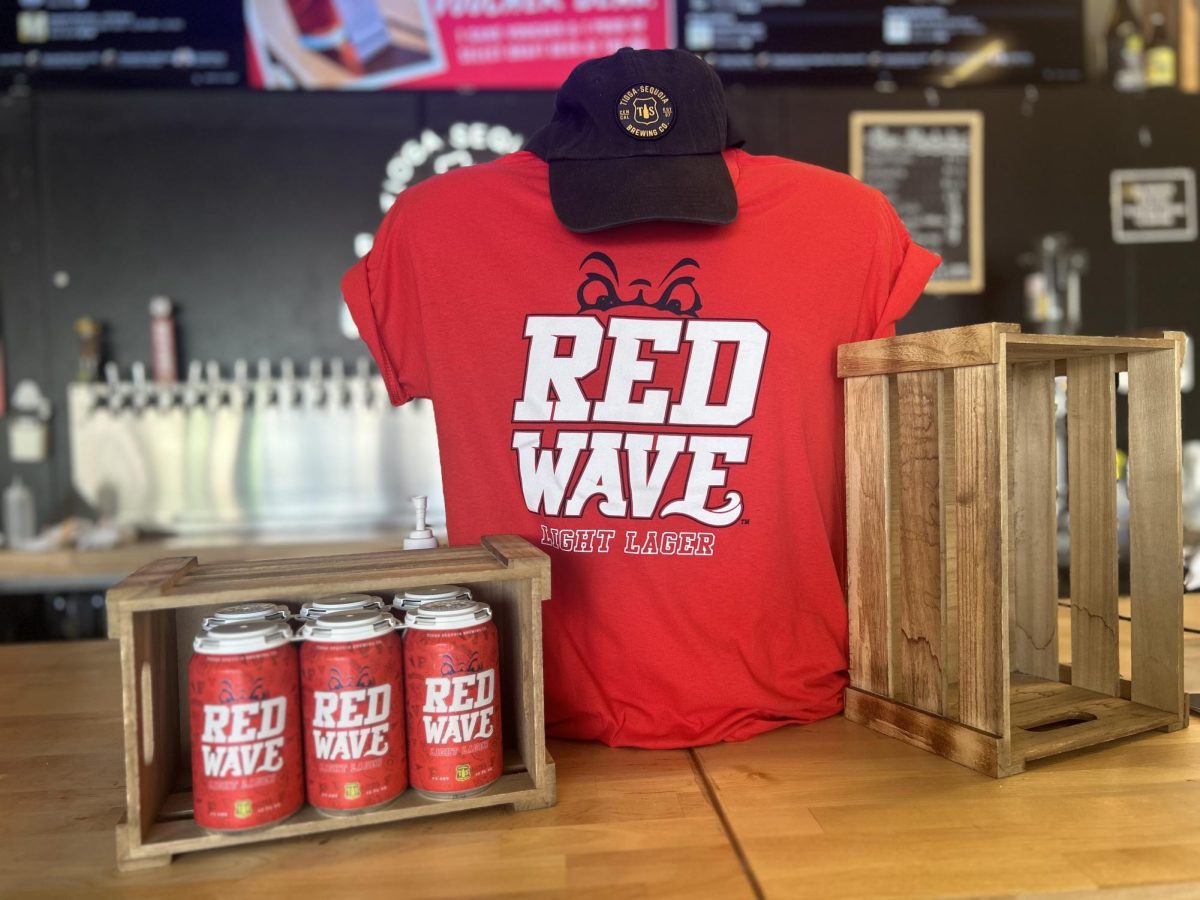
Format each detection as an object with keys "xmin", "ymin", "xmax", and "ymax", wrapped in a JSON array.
[
  {"xmin": 403, "ymin": 597, "xmax": 492, "ymax": 631},
  {"xmin": 202, "ymin": 602, "xmax": 291, "ymax": 631},
  {"xmin": 298, "ymin": 609, "xmax": 398, "ymax": 643},
  {"xmin": 393, "ymin": 584, "xmax": 470, "ymax": 611},
  {"xmin": 297, "ymin": 593, "xmax": 385, "ymax": 622},
  {"xmin": 193, "ymin": 620, "xmax": 292, "ymax": 654}
]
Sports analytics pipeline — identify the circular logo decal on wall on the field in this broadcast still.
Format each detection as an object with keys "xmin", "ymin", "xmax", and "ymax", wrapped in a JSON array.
[{"xmin": 616, "ymin": 84, "xmax": 674, "ymax": 140}]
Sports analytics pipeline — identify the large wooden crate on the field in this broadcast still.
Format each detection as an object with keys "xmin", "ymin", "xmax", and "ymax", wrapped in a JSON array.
[
  {"xmin": 107, "ymin": 535, "xmax": 555, "ymax": 870},
  {"xmin": 840, "ymin": 323, "xmax": 1188, "ymax": 776}
]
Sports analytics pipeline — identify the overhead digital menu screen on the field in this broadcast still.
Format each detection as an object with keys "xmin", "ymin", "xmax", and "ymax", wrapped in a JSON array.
[
  {"xmin": 244, "ymin": 0, "xmax": 674, "ymax": 90},
  {"xmin": 0, "ymin": 1, "xmax": 245, "ymax": 88},
  {"xmin": 680, "ymin": 0, "xmax": 1085, "ymax": 86}
]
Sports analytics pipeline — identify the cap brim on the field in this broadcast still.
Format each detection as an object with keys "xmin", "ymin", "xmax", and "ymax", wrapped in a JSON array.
[{"xmin": 548, "ymin": 154, "xmax": 737, "ymax": 234}]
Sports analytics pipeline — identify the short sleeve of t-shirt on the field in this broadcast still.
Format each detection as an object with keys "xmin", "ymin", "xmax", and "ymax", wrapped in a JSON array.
[
  {"xmin": 861, "ymin": 192, "xmax": 942, "ymax": 340},
  {"xmin": 341, "ymin": 202, "xmax": 430, "ymax": 406}
]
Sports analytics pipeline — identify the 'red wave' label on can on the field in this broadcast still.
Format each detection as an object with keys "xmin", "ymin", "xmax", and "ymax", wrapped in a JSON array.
[
  {"xmin": 188, "ymin": 623, "xmax": 304, "ymax": 833},
  {"xmin": 300, "ymin": 613, "xmax": 406, "ymax": 814},
  {"xmin": 404, "ymin": 598, "xmax": 502, "ymax": 799}
]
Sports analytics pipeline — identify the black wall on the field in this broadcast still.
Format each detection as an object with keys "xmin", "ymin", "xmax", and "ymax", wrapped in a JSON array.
[{"xmin": 2, "ymin": 86, "xmax": 1199, "ymax": 524}]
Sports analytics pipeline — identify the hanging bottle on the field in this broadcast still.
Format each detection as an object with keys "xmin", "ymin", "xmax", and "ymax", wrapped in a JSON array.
[
  {"xmin": 1107, "ymin": 0, "xmax": 1145, "ymax": 92},
  {"xmin": 1145, "ymin": 13, "xmax": 1178, "ymax": 89}
]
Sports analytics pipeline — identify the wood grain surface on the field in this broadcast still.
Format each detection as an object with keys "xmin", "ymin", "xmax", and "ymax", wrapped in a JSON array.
[
  {"xmin": 1002, "ymin": 333, "xmax": 1178, "ymax": 365},
  {"xmin": 844, "ymin": 375, "xmax": 892, "ymax": 696},
  {"xmin": 1066, "ymin": 355, "xmax": 1121, "ymax": 697},
  {"xmin": 1009, "ymin": 362, "xmax": 1060, "ymax": 680},
  {"xmin": 894, "ymin": 371, "xmax": 947, "ymax": 714},
  {"xmin": 3, "ymin": 623, "xmax": 1200, "ymax": 898},
  {"xmin": 1126, "ymin": 349, "xmax": 1187, "ymax": 724},
  {"xmin": 0, "ymin": 641, "xmax": 751, "ymax": 899},
  {"xmin": 695, "ymin": 709, "xmax": 1200, "ymax": 900},
  {"xmin": 952, "ymin": 364, "xmax": 1009, "ymax": 737},
  {"xmin": 836, "ymin": 323, "xmax": 1016, "ymax": 378}
]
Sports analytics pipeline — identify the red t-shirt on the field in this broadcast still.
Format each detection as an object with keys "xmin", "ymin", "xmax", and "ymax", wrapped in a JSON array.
[{"xmin": 343, "ymin": 148, "xmax": 939, "ymax": 749}]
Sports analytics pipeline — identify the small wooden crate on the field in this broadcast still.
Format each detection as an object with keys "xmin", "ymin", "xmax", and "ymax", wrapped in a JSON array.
[
  {"xmin": 106, "ymin": 535, "xmax": 555, "ymax": 870},
  {"xmin": 840, "ymin": 323, "xmax": 1188, "ymax": 776}
]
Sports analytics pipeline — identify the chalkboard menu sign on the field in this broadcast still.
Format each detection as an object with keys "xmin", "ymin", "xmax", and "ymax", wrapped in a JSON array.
[{"xmin": 850, "ymin": 111, "xmax": 985, "ymax": 295}]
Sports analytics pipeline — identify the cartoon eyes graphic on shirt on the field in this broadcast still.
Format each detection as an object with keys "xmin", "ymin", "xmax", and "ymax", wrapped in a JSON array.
[{"xmin": 576, "ymin": 251, "xmax": 702, "ymax": 318}]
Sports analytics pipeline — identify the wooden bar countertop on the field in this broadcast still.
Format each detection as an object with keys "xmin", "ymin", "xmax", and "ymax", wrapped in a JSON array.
[{"xmin": 2, "ymin": 602, "xmax": 1199, "ymax": 899}]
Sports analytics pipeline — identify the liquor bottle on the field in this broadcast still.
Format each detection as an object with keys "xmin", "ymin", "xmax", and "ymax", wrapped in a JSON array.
[
  {"xmin": 1145, "ymin": 13, "xmax": 1178, "ymax": 89},
  {"xmin": 1107, "ymin": 0, "xmax": 1145, "ymax": 92}
]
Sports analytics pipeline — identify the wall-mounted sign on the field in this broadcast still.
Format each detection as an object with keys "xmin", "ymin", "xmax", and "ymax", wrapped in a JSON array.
[
  {"xmin": 1110, "ymin": 168, "xmax": 1198, "ymax": 245},
  {"xmin": 850, "ymin": 110, "xmax": 985, "ymax": 295},
  {"xmin": 245, "ymin": 0, "xmax": 674, "ymax": 91},
  {"xmin": 1, "ymin": 0, "xmax": 244, "ymax": 88}
]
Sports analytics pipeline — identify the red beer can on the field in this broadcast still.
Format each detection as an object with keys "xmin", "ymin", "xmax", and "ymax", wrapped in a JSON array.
[
  {"xmin": 188, "ymin": 621, "xmax": 304, "ymax": 833},
  {"xmin": 298, "ymin": 609, "xmax": 406, "ymax": 815},
  {"xmin": 202, "ymin": 601, "xmax": 292, "ymax": 631},
  {"xmin": 403, "ymin": 598, "xmax": 502, "ymax": 800},
  {"xmin": 297, "ymin": 593, "xmax": 385, "ymax": 624}
]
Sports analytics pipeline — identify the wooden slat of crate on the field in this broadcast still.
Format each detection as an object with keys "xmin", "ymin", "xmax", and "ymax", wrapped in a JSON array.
[
  {"xmin": 938, "ymin": 369, "xmax": 960, "ymax": 718},
  {"xmin": 1003, "ymin": 332, "xmax": 1178, "ymax": 364},
  {"xmin": 839, "ymin": 325, "xmax": 1181, "ymax": 379},
  {"xmin": 845, "ymin": 375, "xmax": 892, "ymax": 696},
  {"xmin": 188, "ymin": 545, "xmax": 492, "ymax": 581},
  {"xmin": 952, "ymin": 364, "xmax": 1010, "ymax": 738},
  {"xmin": 894, "ymin": 371, "xmax": 947, "ymax": 714},
  {"xmin": 108, "ymin": 542, "xmax": 546, "ymax": 616},
  {"xmin": 837, "ymin": 323, "xmax": 1016, "ymax": 378},
  {"xmin": 1127, "ymin": 348, "xmax": 1188, "ymax": 726},
  {"xmin": 1008, "ymin": 675, "xmax": 1178, "ymax": 763},
  {"xmin": 1066, "ymin": 355, "xmax": 1121, "ymax": 697},
  {"xmin": 119, "ymin": 607, "xmax": 180, "ymax": 839},
  {"xmin": 843, "ymin": 688, "xmax": 1007, "ymax": 777},
  {"xmin": 483, "ymin": 577, "xmax": 548, "ymax": 789},
  {"xmin": 1009, "ymin": 361, "xmax": 1060, "ymax": 680},
  {"xmin": 848, "ymin": 672, "xmax": 1180, "ymax": 777},
  {"xmin": 134, "ymin": 770, "xmax": 550, "ymax": 859}
]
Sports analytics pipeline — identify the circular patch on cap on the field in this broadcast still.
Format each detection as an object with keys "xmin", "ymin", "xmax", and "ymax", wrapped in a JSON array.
[{"xmin": 616, "ymin": 84, "xmax": 674, "ymax": 140}]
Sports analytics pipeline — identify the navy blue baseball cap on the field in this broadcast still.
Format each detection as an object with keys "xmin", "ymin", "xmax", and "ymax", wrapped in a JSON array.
[{"xmin": 525, "ymin": 48, "xmax": 743, "ymax": 233}]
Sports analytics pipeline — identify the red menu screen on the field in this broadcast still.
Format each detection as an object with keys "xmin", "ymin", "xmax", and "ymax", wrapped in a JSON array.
[{"xmin": 245, "ymin": 0, "xmax": 676, "ymax": 90}]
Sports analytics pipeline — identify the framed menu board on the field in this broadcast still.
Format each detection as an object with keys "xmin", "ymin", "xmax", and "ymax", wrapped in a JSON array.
[{"xmin": 850, "ymin": 110, "xmax": 985, "ymax": 295}]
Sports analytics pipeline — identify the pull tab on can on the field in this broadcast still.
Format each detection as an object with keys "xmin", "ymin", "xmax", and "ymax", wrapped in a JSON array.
[
  {"xmin": 392, "ymin": 584, "xmax": 470, "ymax": 615},
  {"xmin": 202, "ymin": 601, "xmax": 292, "ymax": 631},
  {"xmin": 297, "ymin": 593, "xmax": 385, "ymax": 622}
]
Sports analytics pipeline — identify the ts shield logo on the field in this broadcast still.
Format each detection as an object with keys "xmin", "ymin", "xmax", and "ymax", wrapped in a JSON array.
[
  {"xmin": 633, "ymin": 97, "xmax": 659, "ymax": 126},
  {"xmin": 617, "ymin": 85, "xmax": 674, "ymax": 140},
  {"xmin": 511, "ymin": 254, "xmax": 769, "ymax": 529}
]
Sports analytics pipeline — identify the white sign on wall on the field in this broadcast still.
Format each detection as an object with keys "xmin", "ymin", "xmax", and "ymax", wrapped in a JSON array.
[{"xmin": 1110, "ymin": 167, "xmax": 1198, "ymax": 245}]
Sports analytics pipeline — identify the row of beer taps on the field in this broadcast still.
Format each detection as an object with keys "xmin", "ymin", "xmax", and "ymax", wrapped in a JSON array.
[{"xmin": 89, "ymin": 357, "xmax": 389, "ymax": 412}]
